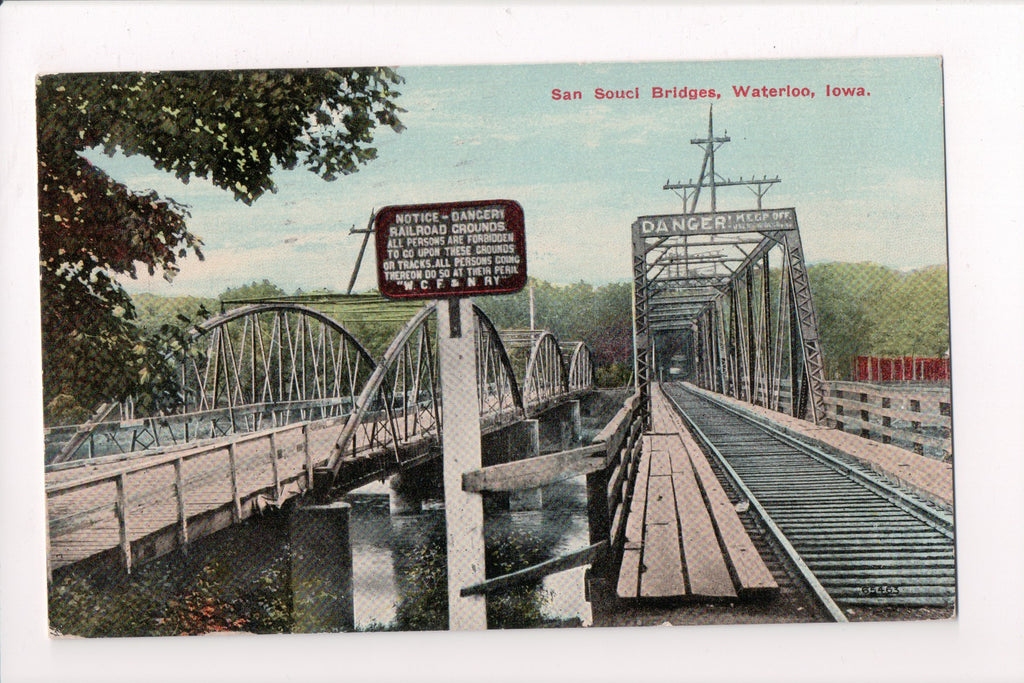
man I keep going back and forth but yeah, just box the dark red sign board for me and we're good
[375,199,527,299]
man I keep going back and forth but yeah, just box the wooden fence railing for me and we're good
[459,392,645,596]
[823,381,952,460]
[45,417,348,579]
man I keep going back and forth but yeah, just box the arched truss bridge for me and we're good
[45,301,595,473]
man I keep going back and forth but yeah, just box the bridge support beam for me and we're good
[482,419,540,466]
[536,400,582,453]
[289,501,355,633]
[388,457,444,515]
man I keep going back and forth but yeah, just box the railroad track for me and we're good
[662,384,956,619]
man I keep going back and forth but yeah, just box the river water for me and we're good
[49,393,627,636]
[345,475,592,630]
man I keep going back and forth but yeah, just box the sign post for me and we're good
[436,296,487,630]
[375,199,526,630]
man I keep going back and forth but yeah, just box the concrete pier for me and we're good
[510,486,544,511]
[538,400,582,452]
[388,471,423,515]
[290,501,354,633]
[482,419,540,466]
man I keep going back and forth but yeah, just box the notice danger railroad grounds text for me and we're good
[375,199,527,299]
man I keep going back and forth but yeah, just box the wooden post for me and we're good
[269,432,281,500]
[173,458,189,550]
[303,423,314,489]
[835,389,845,431]
[910,398,923,454]
[438,298,488,631]
[859,392,870,438]
[881,397,892,443]
[586,465,612,576]
[115,473,132,573]
[228,444,242,523]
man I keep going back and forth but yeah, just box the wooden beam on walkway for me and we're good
[461,443,605,493]
[460,541,608,596]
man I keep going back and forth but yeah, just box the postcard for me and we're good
[3,5,1022,683]
[37,56,954,638]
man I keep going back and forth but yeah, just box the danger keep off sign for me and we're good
[375,199,527,299]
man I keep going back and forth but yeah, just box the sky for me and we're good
[85,57,948,298]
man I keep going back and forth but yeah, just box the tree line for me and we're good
[809,262,949,380]
[54,263,945,419]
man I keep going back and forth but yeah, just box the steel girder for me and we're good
[630,210,827,424]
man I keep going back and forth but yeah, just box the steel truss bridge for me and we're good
[632,108,828,427]
[45,299,595,574]
[47,301,593,467]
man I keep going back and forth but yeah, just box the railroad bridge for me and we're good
[44,111,955,628]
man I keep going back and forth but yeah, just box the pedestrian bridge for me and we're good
[44,301,596,576]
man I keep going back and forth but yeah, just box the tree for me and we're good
[806,262,949,380]
[868,265,949,357]
[808,262,895,379]
[37,68,404,421]
[218,280,287,303]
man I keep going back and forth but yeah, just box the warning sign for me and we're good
[375,199,527,299]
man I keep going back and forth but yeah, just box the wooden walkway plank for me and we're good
[666,435,736,598]
[639,474,686,598]
[617,384,778,601]
[647,438,673,477]
[655,384,778,597]
[676,427,778,596]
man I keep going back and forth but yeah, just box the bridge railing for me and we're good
[44,398,355,466]
[45,417,343,577]
[823,381,952,460]
[685,376,952,461]
[587,392,645,570]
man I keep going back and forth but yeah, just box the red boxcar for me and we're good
[856,356,950,382]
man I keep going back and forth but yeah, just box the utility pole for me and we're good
[664,105,780,214]
[345,209,375,295]
[529,283,536,331]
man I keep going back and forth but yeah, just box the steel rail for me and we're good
[661,388,848,622]
[663,383,956,612]
[689,388,954,530]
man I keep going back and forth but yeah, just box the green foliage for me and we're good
[49,571,168,637]
[808,263,949,379]
[49,557,293,638]
[132,292,217,335]
[44,394,93,426]
[484,529,553,630]
[478,278,634,373]
[866,265,950,357]
[37,68,404,420]
[219,279,287,303]
[595,362,632,388]
[392,541,448,631]
[390,526,553,631]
